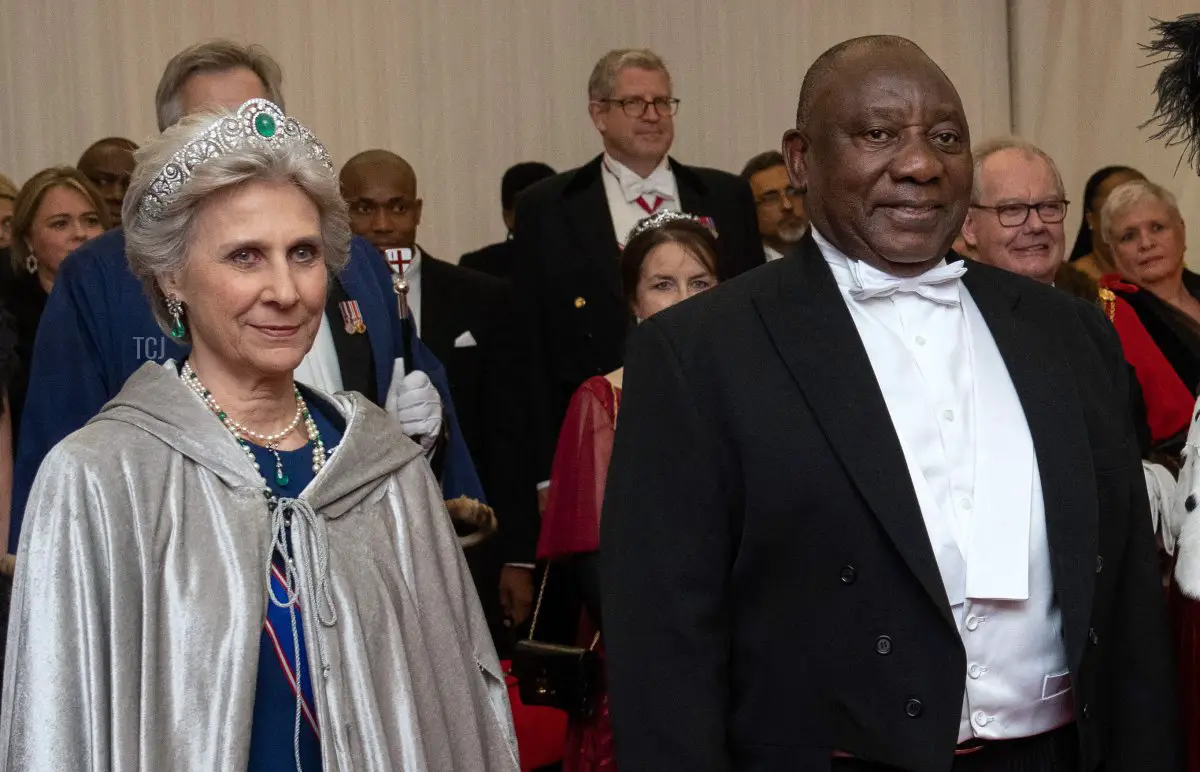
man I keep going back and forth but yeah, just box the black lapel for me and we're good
[418,250,456,361]
[672,158,707,215]
[563,156,623,300]
[962,265,1097,670]
[752,234,956,630]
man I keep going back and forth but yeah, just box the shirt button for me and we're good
[915,335,927,346]
[875,635,892,655]
[973,710,990,727]
[840,565,857,585]
[960,498,972,511]
[968,663,982,679]
[1096,556,1104,574]
[905,698,923,718]
[965,616,981,631]
[943,409,954,422]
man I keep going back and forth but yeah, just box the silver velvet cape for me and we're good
[0,361,519,771]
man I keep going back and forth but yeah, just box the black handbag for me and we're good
[511,564,602,719]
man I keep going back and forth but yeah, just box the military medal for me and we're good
[338,300,366,334]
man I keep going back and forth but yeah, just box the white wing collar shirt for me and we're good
[601,153,680,246]
[813,228,1073,743]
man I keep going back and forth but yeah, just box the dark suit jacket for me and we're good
[513,154,764,478]
[420,251,538,566]
[601,235,1180,771]
[460,238,517,281]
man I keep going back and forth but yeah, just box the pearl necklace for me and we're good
[181,362,328,488]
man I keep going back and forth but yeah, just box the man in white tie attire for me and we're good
[511,47,764,509]
[601,35,1179,771]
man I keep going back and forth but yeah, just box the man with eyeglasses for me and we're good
[963,138,1192,461]
[741,150,808,262]
[512,47,762,501]
[960,138,1069,285]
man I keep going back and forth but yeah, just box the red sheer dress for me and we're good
[537,375,621,772]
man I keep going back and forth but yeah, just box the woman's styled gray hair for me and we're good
[123,107,351,343]
[1098,179,1182,246]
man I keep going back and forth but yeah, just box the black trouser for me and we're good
[831,724,1079,772]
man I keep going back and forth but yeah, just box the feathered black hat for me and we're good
[1143,14,1200,173]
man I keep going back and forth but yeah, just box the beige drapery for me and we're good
[1010,0,1200,267]
[3,1,1195,264]
[0,0,1009,261]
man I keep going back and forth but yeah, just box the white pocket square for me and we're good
[453,331,478,348]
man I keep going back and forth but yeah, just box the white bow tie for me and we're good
[848,260,968,306]
[609,163,674,205]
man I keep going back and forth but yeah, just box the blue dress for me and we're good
[245,395,342,771]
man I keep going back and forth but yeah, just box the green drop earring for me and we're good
[165,294,186,339]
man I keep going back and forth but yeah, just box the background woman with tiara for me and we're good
[533,210,720,771]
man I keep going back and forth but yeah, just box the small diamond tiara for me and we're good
[626,210,718,244]
[136,98,332,222]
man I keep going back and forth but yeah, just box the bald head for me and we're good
[340,149,423,252]
[796,36,938,129]
[78,137,138,227]
[340,150,416,195]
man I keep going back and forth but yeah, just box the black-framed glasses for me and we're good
[970,200,1069,227]
[756,187,803,207]
[599,97,681,118]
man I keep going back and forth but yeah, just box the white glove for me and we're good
[385,362,443,453]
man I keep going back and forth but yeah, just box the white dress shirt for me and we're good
[764,244,786,262]
[600,154,680,246]
[812,228,1072,743]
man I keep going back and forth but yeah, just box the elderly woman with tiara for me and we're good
[0,99,518,771]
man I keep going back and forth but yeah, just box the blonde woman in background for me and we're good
[3,167,108,460]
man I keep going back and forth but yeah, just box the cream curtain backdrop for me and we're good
[1009,0,1200,269]
[0,0,1009,262]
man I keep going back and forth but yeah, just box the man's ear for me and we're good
[960,211,980,249]
[588,101,608,134]
[783,129,810,195]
